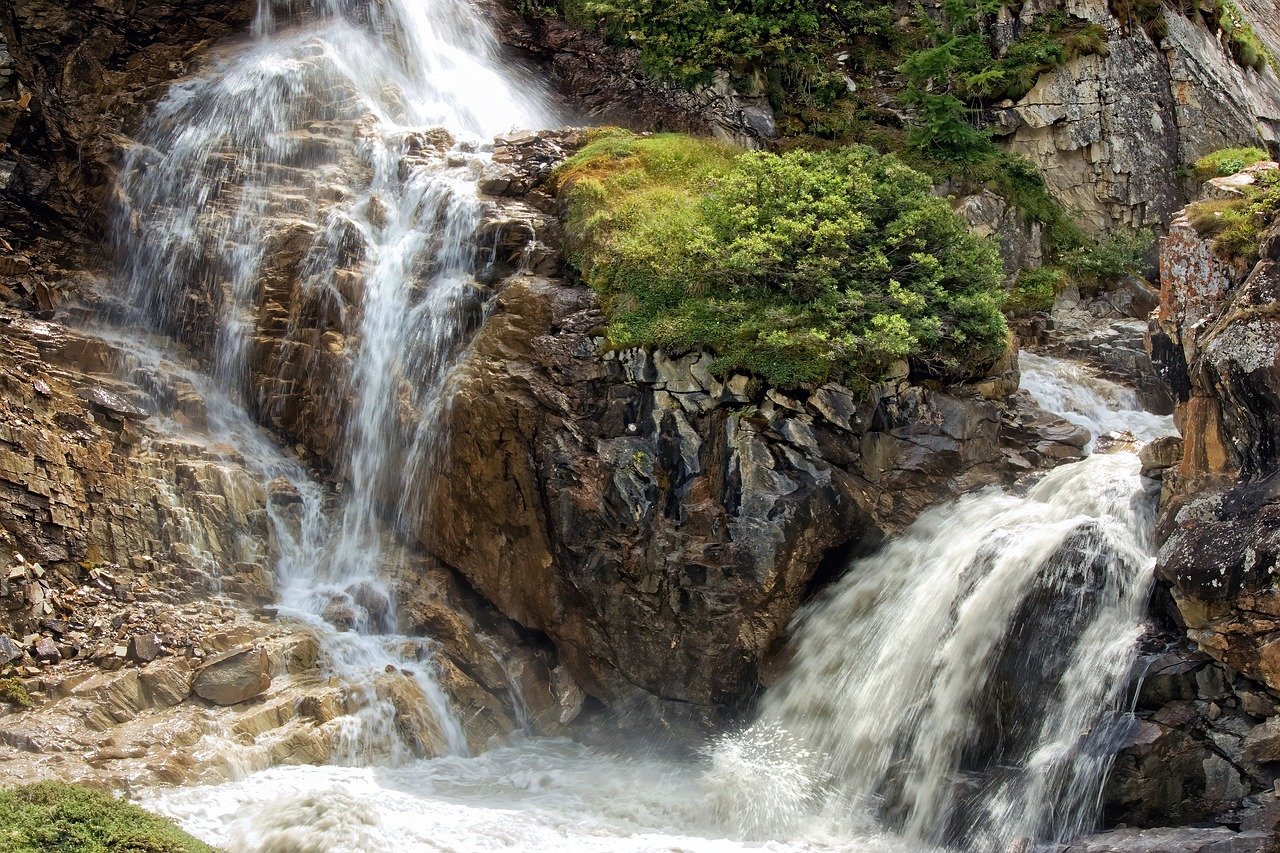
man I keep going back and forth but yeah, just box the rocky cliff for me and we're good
[996,0,1280,234]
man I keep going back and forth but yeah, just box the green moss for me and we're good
[0,677,31,709]
[0,782,220,853]
[1193,146,1269,182]
[556,131,1009,387]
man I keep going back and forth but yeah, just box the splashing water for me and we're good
[104,0,1186,842]
[709,354,1176,851]
[111,0,557,759]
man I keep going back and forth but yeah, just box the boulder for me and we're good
[192,646,271,706]
[127,632,162,664]
[0,634,22,663]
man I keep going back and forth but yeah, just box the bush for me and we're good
[1193,146,1269,182]
[556,130,1009,387]
[1006,265,1067,315]
[0,781,219,852]
[1056,228,1154,289]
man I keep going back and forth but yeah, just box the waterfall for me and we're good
[708,354,1175,851]
[110,0,557,760]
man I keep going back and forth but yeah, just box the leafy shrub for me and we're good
[555,130,1009,387]
[0,781,219,852]
[1057,228,1155,289]
[563,0,822,86]
[1193,146,1269,181]
[1006,265,1067,314]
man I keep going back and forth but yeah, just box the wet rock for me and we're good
[138,658,192,708]
[191,646,271,706]
[266,477,303,506]
[321,598,357,632]
[1062,826,1274,853]
[1141,436,1184,479]
[422,274,1087,730]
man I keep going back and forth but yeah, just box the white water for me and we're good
[112,0,558,760]
[138,350,1176,851]
[102,0,1180,842]
[710,356,1175,851]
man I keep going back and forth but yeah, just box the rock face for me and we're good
[994,2,1280,233]
[0,309,571,787]
[1125,178,1280,830]
[0,0,254,229]
[422,270,1089,730]
[1149,207,1280,687]
[115,125,1092,731]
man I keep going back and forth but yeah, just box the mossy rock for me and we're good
[0,781,221,853]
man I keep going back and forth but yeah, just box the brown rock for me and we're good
[127,633,162,664]
[32,637,59,662]
[192,646,271,706]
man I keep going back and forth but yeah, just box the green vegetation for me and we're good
[1186,169,1280,265]
[556,130,1009,386]
[1193,146,1269,181]
[1007,266,1065,314]
[1056,228,1155,289]
[0,781,219,853]
[1202,0,1276,72]
[0,677,31,708]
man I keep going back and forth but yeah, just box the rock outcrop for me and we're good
[994,1,1280,234]
[1123,173,1280,829]
[0,0,254,231]
[0,309,569,787]
[144,126,1092,732]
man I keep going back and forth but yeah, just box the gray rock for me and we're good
[192,646,271,706]
[0,635,23,664]
[1063,826,1273,853]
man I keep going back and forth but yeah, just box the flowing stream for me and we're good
[104,0,1178,847]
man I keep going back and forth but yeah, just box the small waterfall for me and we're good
[711,354,1176,851]
[111,0,557,760]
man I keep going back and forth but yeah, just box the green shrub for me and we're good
[556,131,1009,387]
[1193,146,1269,181]
[1006,265,1067,314]
[0,781,219,852]
[1056,228,1155,289]
[0,677,31,708]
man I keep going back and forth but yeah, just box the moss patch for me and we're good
[0,677,32,709]
[556,130,1009,387]
[0,781,220,853]
[1193,146,1269,182]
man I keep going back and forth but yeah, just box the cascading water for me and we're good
[97,0,1182,843]
[111,0,558,760]
[709,354,1175,851]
